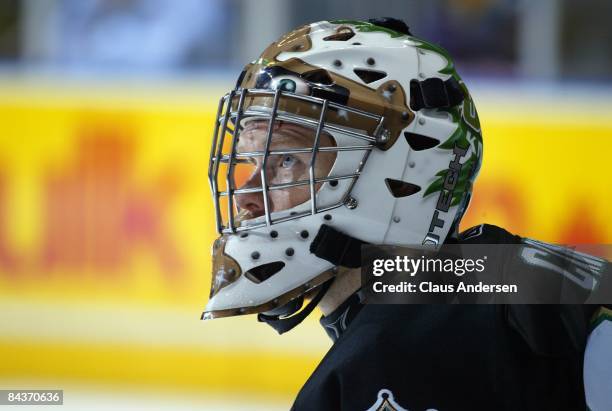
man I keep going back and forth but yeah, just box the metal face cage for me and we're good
[208,88,386,234]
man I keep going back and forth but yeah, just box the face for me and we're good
[234,120,337,220]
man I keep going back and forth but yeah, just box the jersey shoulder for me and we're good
[459,224,609,299]
[457,223,522,244]
[293,305,503,410]
[458,224,610,348]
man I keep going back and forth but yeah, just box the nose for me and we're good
[235,173,265,218]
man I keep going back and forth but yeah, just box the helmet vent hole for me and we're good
[302,69,334,85]
[245,261,285,284]
[353,68,387,84]
[385,178,421,198]
[404,132,440,151]
[323,27,355,41]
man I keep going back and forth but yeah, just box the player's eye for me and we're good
[281,155,297,169]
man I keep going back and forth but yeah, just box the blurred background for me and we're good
[0,0,611,410]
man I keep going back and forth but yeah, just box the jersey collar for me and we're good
[319,291,364,342]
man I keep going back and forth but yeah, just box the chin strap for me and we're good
[257,278,334,334]
[258,225,368,334]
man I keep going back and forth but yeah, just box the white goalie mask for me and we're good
[202,19,483,323]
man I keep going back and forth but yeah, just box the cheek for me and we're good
[267,159,314,211]
[270,186,311,212]
[270,159,309,184]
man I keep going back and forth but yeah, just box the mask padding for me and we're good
[245,261,285,284]
[404,132,440,151]
[353,68,387,84]
[385,178,421,198]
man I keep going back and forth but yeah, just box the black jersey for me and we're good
[291,224,610,411]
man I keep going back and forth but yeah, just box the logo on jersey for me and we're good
[366,388,439,411]
[366,389,408,411]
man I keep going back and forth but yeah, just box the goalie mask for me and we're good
[201,18,483,327]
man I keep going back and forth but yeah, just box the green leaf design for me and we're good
[329,20,406,38]
[328,20,483,207]
[423,177,444,198]
[439,122,470,150]
[412,39,456,78]
[423,105,482,204]
[438,106,461,124]
[423,153,477,207]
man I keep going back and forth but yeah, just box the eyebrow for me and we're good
[272,129,336,146]
[237,128,333,157]
[270,133,314,148]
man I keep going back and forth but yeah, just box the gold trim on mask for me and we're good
[238,57,413,150]
[235,24,413,150]
[261,24,313,62]
[202,269,336,320]
[209,235,242,299]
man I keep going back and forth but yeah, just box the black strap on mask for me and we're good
[257,278,334,334]
[367,17,412,36]
[258,225,368,334]
[309,224,369,268]
[410,77,465,111]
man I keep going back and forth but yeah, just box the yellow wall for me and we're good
[0,78,610,404]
